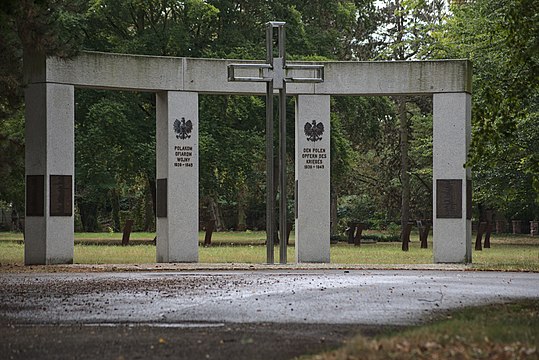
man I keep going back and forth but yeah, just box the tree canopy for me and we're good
[0,0,537,233]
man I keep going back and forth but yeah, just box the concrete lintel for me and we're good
[25,51,184,92]
[28,51,472,95]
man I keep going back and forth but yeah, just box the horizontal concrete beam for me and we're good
[25,51,472,95]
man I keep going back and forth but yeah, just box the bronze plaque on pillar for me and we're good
[436,179,462,218]
[26,175,45,217]
[50,175,72,216]
[156,178,167,218]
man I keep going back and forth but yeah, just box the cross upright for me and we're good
[227,21,324,264]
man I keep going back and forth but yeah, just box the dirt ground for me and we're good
[1,322,389,360]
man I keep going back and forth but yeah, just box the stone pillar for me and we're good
[156,91,199,262]
[433,92,472,263]
[295,95,331,263]
[24,83,75,265]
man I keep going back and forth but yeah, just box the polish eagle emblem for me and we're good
[304,120,324,142]
[173,117,193,140]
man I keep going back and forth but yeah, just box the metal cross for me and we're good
[227,21,324,264]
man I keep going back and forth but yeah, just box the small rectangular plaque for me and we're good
[436,179,462,219]
[50,175,72,216]
[26,175,45,217]
[156,178,167,218]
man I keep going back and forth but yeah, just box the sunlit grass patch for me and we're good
[74,244,156,264]
[330,242,433,264]
[304,300,539,360]
[0,241,22,265]
[0,232,537,271]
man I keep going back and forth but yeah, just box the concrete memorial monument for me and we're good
[23,22,472,265]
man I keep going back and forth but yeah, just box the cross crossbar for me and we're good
[227,63,324,84]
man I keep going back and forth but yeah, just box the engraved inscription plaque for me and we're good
[50,175,72,216]
[156,178,167,218]
[436,179,462,219]
[26,175,45,217]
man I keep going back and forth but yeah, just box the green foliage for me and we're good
[0,0,87,215]
[433,0,539,220]
[75,90,155,231]
[374,0,449,61]
[85,0,219,56]
[0,110,24,212]
[1,0,537,231]
[473,108,539,220]
[338,195,377,226]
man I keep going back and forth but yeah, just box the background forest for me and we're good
[0,0,537,237]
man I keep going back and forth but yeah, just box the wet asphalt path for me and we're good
[1,270,538,326]
[1,269,538,359]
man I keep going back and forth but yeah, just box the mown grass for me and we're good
[0,230,273,244]
[0,231,537,270]
[302,300,539,360]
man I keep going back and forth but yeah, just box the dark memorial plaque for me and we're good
[26,175,45,217]
[436,179,462,219]
[50,175,72,216]
[156,178,167,218]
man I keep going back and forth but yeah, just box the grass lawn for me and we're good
[0,231,537,270]
[303,300,539,360]
[0,230,270,244]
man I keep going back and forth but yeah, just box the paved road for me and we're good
[1,270,538,359]
[1,270,538,325]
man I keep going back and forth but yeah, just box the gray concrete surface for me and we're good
[25,51,472,95]
[1,270,538,326]
[295,95,331,263]
[156,91,199,263]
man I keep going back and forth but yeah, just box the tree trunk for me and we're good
[475,222,486,251]
[398,98,411,251]
[354,224,363,246]
[79,202,98,232]
[401,222,413,251]
[419,222,430,249]
[207,196,224,231]
[204,219,215,247]
[121,219,134,246]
